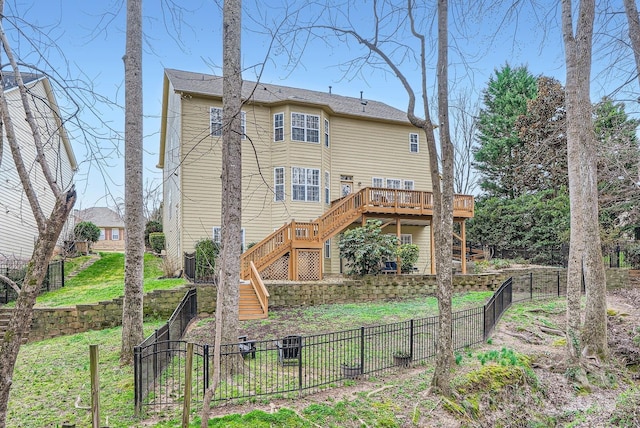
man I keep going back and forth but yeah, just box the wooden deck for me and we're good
[240,187,474,281]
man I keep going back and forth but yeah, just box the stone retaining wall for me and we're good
[20,268,632,343]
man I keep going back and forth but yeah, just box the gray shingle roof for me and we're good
[165,68,410,124]
[75,207,124,228]
[2,72,41,91]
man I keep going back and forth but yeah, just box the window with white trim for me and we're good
[409,133,419,153]
[291,112,320,143]
[274,167,285,201]
[386,178,401,189]
[325,171,330,204]
[292,167,320,202]
[403,180,415,190]
[400,234,413,245]
[324,238,331,258]
[212,227,246,250]
[372,177,384,188]
[99,228,105,241]
[324,119,330,147]
[274,112,284,141]
[111,229,120,240]
[211,107,246,138]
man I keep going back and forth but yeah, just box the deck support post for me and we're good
[461,220,467,274]
[396,218,402,274]
[430,219,435,274]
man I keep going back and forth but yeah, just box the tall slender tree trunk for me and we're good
[431,0,455,397]
[623,0,640,89]
[561,0,608,364]
[121,0,144,365]
[201,0,242,425]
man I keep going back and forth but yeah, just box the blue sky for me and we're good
[5,1,638,209]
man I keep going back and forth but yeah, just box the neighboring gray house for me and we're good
[74,207,126,252]
[0,73,77,261]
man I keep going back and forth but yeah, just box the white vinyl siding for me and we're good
[291,112,320,143]
[292,167,320,202]
[409,133,419,153]
[211,107,246,138]
[274,112,284,141]
[274,167,285,202]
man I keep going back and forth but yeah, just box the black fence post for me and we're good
[298,339,303,392]
[409,319,414,359]
[557,270,560,297]
[360,327,365,374]
[134,346,141,416]
[203,344,209,396]
[61,260,65,288]
[529,272,533,300]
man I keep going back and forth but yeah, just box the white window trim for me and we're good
[274,112,284,142]
[211,107,246,139]
[212,227,246,250]
[324,118,330,147]
[386,178,401,189]
[400,234,413,245]
[291,167,320,202]
[403,180,415,190]
[324,238,331,258]
[274,167,285,202]
[111,229,120,240]
[99,228,106,241]
[325,171,330,204]
[291,112,320,143]
[409,133,419,153]
[372,177,384,188]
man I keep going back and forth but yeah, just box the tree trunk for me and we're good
[0,192,76,427]
[623,0,640,89]
[201,0,242,425]
[430,0,454,397]
[561,0,607,363]
[121,0,144,365]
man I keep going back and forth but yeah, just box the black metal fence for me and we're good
[183,252,217,283]
[134,288,198,414]
[134,273,546,414]
[0,259,64,304]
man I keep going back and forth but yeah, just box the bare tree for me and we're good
[450,90,478,195]
[0,2,77,425]
[562,0,608,375]
[201,0,243,424]
[120,0,144,365]
[623,0,640,89]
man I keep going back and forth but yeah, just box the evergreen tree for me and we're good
[474,64,537,198]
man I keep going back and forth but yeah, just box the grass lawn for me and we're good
[34,252,186,307]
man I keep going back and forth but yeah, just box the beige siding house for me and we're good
[158,68,439,275]
[0,74,77,261]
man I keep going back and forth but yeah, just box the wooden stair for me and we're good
[239,282,266,320]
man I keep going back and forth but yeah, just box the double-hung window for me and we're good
[386,178,401,189]
[212,227,246,250]
[372,177,384,188]
[111,229,120,240]
[211,107,246,138]
[403,180,414,190]
[292,167,320,202]
[409,133,419,153]
[324,119,330,147]
[325,171,330,204]
[274,113,284,141]
[274,167,285,202]
[400,234,413,245]
[291,112,320,143]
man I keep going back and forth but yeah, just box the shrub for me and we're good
[144,220,163,247]
[338,220,398,275]
[624,243,640,269]
[149,232,165,253]
[397,244,419,273]
[74,221,100,243]
[195,239,220,280]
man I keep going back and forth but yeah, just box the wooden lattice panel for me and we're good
[297,250,321,281]
[261,254,289,280]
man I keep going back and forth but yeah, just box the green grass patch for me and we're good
[7,322,164,428]
[34,252,185,307]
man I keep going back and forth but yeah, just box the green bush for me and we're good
[195,239,220,279]
[144,220,163,247]
[149,232,165,253]
[338,220,398,275]
[74,221,100,243]
[397,244,419,273]
[624,244,640,269]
